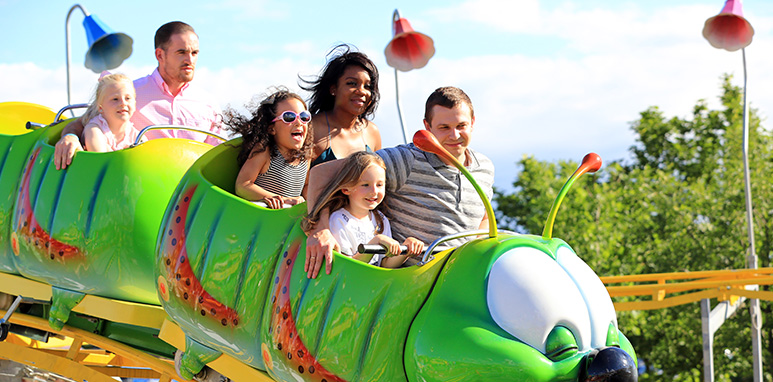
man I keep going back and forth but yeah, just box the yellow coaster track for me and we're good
[601,267,773,311]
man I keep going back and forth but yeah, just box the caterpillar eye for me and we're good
[555,246,618,349]
[487,247,590,353]
[486,246,617,355]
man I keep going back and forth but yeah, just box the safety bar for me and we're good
[357,244,445,256]
[54,103,89,123]
[418,229,521,265]
[418,230,487,265]
[25,122,47,130]
[134,125,228,146]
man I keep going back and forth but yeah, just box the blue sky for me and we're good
[2,0,773,192]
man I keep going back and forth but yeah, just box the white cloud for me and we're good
[424,1,742,57]
[3,1,773,192]
[428,0,543,33]
[416,0,773,188]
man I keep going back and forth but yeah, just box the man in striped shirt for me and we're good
[305,86,494,278]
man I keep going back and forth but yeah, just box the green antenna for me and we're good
[413,130,497,238]
[542,153,602,240]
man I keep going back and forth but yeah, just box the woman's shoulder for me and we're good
[363,119,380,135]
[363,120,382,150]
[310,120,328,141]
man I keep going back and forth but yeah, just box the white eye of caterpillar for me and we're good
[487,246,617,354]
[555,246,617,349]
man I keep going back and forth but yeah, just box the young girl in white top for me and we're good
[303,151,423,268]
[81,73,143,152]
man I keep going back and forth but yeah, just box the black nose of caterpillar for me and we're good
[579,346,638,382]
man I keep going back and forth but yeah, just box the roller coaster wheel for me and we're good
[173,350,187,379]
[174,350,230,382]
[194,366,230,382]
[0,322,9,341]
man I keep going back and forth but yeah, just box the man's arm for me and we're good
[304,159,346,278]
[54,119,86,170]
[478,214,490,231]
[306,159,347,212]
[203,109,225,146]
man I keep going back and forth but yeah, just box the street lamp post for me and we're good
[701,1,761,381]
[384,10,435,144]
[66,4,133,106]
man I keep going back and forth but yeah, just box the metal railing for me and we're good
[417,229,520,265]
[134,125,227,146]
[54,103,89,123]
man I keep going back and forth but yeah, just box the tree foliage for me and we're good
[495,76,772,381]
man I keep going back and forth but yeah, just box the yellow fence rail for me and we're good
[600,268,773,311]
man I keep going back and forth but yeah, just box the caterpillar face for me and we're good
[405,235,636,382]
[487,245,619,358]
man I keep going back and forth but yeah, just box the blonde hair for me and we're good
[302,151,388,233]
[80,73,135,124]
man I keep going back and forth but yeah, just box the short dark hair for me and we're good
[299,44,380,121]
[154,21,196,50]
[424,86,474,123]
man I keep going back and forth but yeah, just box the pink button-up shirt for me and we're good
[131,69,223,146]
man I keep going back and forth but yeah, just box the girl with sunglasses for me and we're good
[225,87,313,209]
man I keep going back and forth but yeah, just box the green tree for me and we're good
[495,76,772,381]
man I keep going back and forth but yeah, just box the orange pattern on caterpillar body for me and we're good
[266,241,346,382]
[161,185,240,328]
[13,148,82,261]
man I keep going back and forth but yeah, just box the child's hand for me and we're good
[286,196,305,206]
[371,234,400,256]
[403,237,424,256]
[262,195,285,209]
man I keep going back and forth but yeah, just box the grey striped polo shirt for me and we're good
[377,144,494,248]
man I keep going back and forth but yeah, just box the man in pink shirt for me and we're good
[54,21,223,170]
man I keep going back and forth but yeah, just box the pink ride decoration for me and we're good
[384,9,436,143]
[702,0,754,51]
[384,11,435,72]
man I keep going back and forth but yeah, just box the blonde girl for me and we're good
[303,151,423,268]
[81,73,143,152]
